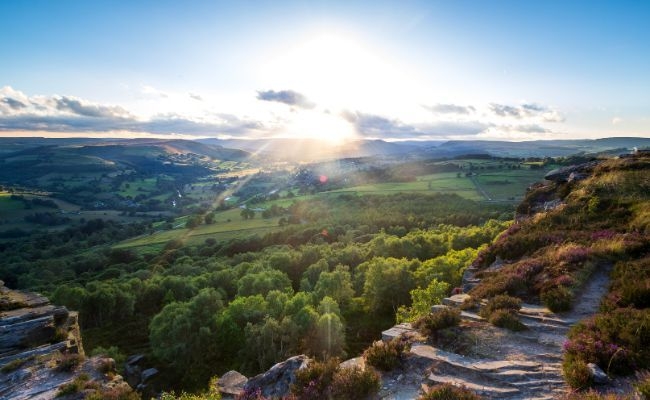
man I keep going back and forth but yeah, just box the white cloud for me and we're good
[489,103,564,123]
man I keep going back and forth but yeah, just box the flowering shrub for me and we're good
[591,230,616,241]
[478,295,526,331]
[487,309,526,331]
[291,358,338,399]
[363,338,409,371]
[479,294,521,317]
[563,308,650,375]
[291,358,380,400]
[413,308,461,338]
[555,244,591,264]
[330,365,380,400]
[562,355,594,389]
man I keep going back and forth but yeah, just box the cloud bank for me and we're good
[0,86,259,136]
[256,89,315,109]
[1,86,566,140]
[489,103,564,122]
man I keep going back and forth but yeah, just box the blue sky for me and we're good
[1,0,648,141]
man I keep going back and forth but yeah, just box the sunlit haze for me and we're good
[1,1,649,142]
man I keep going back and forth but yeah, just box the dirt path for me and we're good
[562,263,612,323]
[470,175,492,201]
[380,263,613,399]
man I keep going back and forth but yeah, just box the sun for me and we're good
[285,109,355,144]
[258,31,413,143]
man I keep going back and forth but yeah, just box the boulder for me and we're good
[544,161,599,183]
[242,355,310,398]
[124,354,144,387]
[141,367,159,383]
[442,294,471,307]
[587,363,609,384]
[217,370,248,396]
[431,304,450,313]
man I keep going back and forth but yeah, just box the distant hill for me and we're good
[0,138,250,184]
[198,137,432,161]
[428,137,650,158]
[198,136,650,160]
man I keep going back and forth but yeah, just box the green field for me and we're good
[475,170,547,200]
[0,192,27,212]
[118,178,159,197]
[115,165,552,250]
[114,207,280,249]
[327,172,481,200]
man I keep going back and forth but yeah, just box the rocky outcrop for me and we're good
[217,370,248,397]
[544,161,600,182]
[240,355,309,399]
[0,281,135,399]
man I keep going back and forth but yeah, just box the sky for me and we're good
[0,0,649,142]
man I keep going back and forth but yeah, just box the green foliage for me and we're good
[397,279,450,323]
[418,383,483,400]
[149,288,225,389]
[160,377,221,400]
[85,385,141,400]
[362,257,416,316]
[312,312,346,359]
[56,373,90,397]
[541,286,573,312]
[363,338,409,371]
[413,308,461,338]
[313,265,354,306]
[0,188,509,394]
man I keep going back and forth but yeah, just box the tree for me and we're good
[314,265,354,306]
[396,279,450,322]
[362,257,416,316]
[240,208,255,219]
[311,312,345,359]
[149,288,224,389]
[186,215,203,228]
[204,212,215,224]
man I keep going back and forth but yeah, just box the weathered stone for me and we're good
[218,370,248,396]
[443,293,471,307]
[0,282,133,400]
[382,323,414,342]
[431,304,451,313]
[141,367,159,383]
[126,354,145,365]
[587,363,609,384]
[339,356,365,370]
[243,355,310,398]
[544,161,599,183]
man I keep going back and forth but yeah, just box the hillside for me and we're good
[223,152,650,400]
[374,152,650,399]
[199,137,650,161]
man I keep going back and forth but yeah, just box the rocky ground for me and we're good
[0,281,133,400]
[377,262,617,400]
